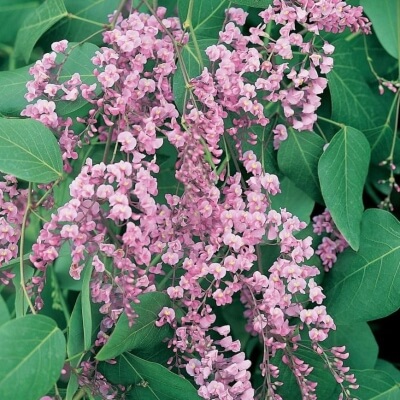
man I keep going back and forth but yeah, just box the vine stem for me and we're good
[183,0,204,69]
[32,177,62,210]
[68,14,107,28]
[19,182,36,315]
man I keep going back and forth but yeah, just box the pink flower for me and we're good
[97,64,120,88]
[155,307,176,326]
[51,40,68,53]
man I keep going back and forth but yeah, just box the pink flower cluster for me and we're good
[21,1,370,399]
[21,42,85,172]
[0,175,28,284]
[313,209,349,271]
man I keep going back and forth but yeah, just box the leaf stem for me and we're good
[317,115,344,129]
[315,122,329,143]
[68,14,108,28]
[183,0,204,70]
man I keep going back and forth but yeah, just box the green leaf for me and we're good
[65,374,79,400]
[353,370,400,399]
[375,359,400,383]
[96,292,172,361]
[101,353,201,400]
[361,0,399,59]
[45,0,120,45]
[0,118,63,183]
[0,314,66,400]
[178,0,228,39]
[323,323,378,369]
[0,67,31,116]
[318,126,370,250]
[67,291,101,361]
[231,0,272,8]
[0,1,39,46]
[67,294,85,359]
[14,0,68,62]
[0,295,10,326]
[278,129,325,204]
[270,177,315,224]
[328,37,389,131]
[324,209,400,324]
[82,261,94,350]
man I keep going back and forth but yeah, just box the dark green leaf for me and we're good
[354,369,400,399]
[0,118,63,183]
[101,353,201,400]
[278,129,325,203]
[0,295,10,326]
[14,0,68,62]
[0,1,39,46]
[67,291,101,362]
[0,315,66,400]
[361,0,399,59]
[65,374,79,400]
[375,359,400,383]
[67,294,85,359]
[324,209,400,324]
[328,38,389,130]
[0,67,31,116]
[270,177,314,224]
[96,292,172,361]
[318,126,371,250]
[82,261,94,350]
[324,323,378,369]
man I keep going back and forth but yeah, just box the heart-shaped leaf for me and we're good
[324,209,400,324]
[0,118,63,183]
[0,315,66,400]
[318,126,371,250]
[96,292,172,361]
